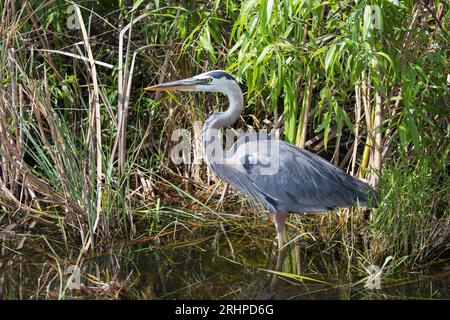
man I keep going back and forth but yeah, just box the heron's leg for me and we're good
[216,183,229,209]
[271,211,287,250]
[269,211,288,293]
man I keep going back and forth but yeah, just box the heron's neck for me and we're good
[202,82,243,162]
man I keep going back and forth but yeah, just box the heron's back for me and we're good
[210,134,376,213]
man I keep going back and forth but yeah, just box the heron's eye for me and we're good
[206,77,213,83]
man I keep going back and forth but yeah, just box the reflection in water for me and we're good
[0,226,449,299]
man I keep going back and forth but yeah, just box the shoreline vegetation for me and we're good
[0,0,448,299]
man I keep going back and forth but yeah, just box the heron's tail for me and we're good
[346,175,379,208]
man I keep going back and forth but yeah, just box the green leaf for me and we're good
[363,5,372,39]
[311,46,328,59]
[261,269,330,285]
[405,114,421,151]
[130,0,144,13]
[399,122,407,150]
[316,112,331,150]
[266,0,274,20]
[325,44,337,75]
[375,51,394,70]
[283,79,297,144]
[256,44,275,65]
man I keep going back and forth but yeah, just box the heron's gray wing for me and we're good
[222,138,371,213]
[210,162,271,210]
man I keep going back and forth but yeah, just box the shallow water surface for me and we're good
[0,226,449,299]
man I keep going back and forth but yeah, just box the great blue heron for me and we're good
[146,70,375,250]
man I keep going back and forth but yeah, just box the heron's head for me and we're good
[145,70,238,94]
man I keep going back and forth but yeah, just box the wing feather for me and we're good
[214,137,372,213]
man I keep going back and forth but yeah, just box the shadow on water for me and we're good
[0,224,449,299]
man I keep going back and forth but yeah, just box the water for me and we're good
[0,226,449,299]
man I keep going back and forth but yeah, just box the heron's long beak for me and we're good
[145,78,204,92]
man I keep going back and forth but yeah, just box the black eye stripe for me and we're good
[206,71,236,81]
